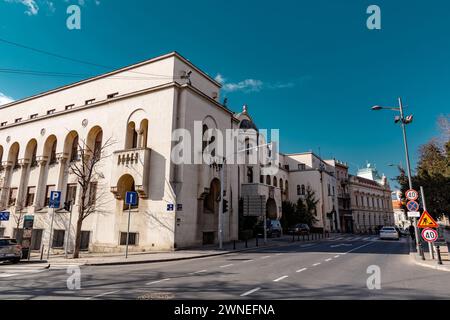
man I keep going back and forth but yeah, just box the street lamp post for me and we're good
[371,98,422,256]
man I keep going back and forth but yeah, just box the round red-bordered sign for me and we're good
[421,228,438,243]
[405,189,419,201]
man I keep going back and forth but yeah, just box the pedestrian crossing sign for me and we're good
[417,210,438,229]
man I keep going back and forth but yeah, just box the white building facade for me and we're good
[0,52,395,255]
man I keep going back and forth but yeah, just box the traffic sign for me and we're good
[49,191,62,208]
[405,189,419,201]
[406,201,419,212]
[417,210,439,229]
[167,204,174,211]
[421,228,438,243]
[125,191,138,206]
[0,211,10,221]
[407,211,420,218]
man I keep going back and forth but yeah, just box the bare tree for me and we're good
[69,136,115,259]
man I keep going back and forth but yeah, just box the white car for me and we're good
[379,227,400,240]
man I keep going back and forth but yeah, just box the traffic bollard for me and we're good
[245,239,248,248]
[233,240,236,250]
[436,246,443,265]
[292,232,295,242]
[256,236,259,247]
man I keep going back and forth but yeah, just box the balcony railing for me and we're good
[110,148,151,199]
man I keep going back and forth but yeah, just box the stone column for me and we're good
[15,159,30,210]
[33,156,48,210]
[0,162,12,209]
[56,153,69,197]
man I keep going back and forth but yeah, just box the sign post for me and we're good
[47,191,61,260]
[405,189,422,258]
[64,201,73,259]
[125,191,138,259]
[22,215,34,260]
[420,187,434,260]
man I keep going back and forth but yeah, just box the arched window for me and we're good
[202,124,209,152]
[50,140,57,165]
[93,131,103,161]
[247,167,253,183]
[260,175,264,183]
[266,175,271,185]
[297,185,301,195]
[273,177,277,187]
[70,135,79,162]
[301,185,306,195]
[280,179,283,191]
[30,144,37,168]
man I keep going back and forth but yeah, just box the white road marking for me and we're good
[240,287,261,297]
[325,258,332,262]
[334,255,340,258]
[189,270,207,275]
[275,253,282,256]
[220,264,234,268]
[296,268,307,273]
[146,278,171,285]
[243,259,254,263]
[0,273,18,278]
[342,242,374,255]
[261,256,271,259]
[85,290,120,300]
[312,263,321,267]
[273,276,289,282]
[330,244,353,248]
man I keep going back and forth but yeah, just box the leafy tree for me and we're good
[302,186,319,226]
[281,186,319,228]
[396,116,450,220]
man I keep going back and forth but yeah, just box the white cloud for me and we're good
[5,0,39,15]
[223,79,264,93]
[216,73,296,93]
[4,0,100,15]
[0,92,14,106]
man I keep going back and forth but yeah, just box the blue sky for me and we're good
[0,0,449,187]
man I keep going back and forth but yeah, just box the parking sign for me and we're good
[49,191,62,208]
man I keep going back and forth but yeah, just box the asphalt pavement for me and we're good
[1,234,449,300]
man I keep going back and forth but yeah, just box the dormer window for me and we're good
[1,122,7,127]
[85,99,96,105]
[30,114,38,119]
[65,104,75,110]
[47,109,55,115]
[15,118,22,123]
[107,93,119,99]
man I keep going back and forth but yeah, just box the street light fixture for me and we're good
[371,97,423,258]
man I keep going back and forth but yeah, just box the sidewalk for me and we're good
[408,239,450,272]
[25,234,315,267]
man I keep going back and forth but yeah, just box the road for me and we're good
[1,234,449,300]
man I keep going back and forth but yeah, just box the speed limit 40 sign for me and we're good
[405,189,419,201]
[421,228,438,243]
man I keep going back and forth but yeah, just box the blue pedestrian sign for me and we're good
[49,191,62,209]
[125,191,138,206]
[167,204,174,211]
[407,200,419,212]
[0,211,10,221]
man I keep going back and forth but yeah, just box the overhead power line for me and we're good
[0,67,180,81]
[0,36,177,79]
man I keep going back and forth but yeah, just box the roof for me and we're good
[0,51,222,110]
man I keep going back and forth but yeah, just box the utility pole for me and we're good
[398,98,421,257]
[420,186,435,260]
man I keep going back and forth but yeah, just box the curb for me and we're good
[21,236,330,267]
[409,252,450,273]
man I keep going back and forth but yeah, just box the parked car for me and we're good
[379,227,400,240]
[288,224,310,235]
[0,238,22,264]
[399,228,410,237]
[254,220,282,238]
